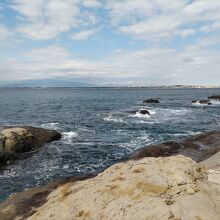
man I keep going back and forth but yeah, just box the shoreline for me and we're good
[0,130,220,219]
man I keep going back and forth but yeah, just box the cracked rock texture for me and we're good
[5,155,218,220]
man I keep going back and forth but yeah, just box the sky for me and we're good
[0,0,220,86]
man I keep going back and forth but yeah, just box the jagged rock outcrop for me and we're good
[1,155,219,220]
[0,126,61,166]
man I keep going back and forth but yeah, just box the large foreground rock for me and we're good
[133,131,220,162]
[1,155,220,220]
[0,126,61,166]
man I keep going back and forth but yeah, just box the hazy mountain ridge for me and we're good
[0,79,95,88]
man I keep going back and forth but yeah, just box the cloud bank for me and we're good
[0,0,220,86]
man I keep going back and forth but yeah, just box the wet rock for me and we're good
[143,99,160,104]
[0,126,61,167]
[133,131,220,162]
[208,95,220,100]
[1,155,220,220]
[127,109,150,115]
[139,109,150,115]
[192,100,212,105]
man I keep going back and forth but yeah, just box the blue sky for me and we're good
[0,0,220,86]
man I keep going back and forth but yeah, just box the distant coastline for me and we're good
[0,85,220,89]
[0,79,219,89]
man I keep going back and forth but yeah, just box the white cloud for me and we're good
[107,0,220,41]
[0,26,12,41]
[71,28,99,41]
[82,0,102,8]
[0,0,220,86]
[27,46,70,62]
[1,45,220,86]
[179,29,196,38]
[119,15,182,40]
[11,0,102,40]
[0,26,15,44]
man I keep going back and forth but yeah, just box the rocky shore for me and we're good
[0,131,220,219]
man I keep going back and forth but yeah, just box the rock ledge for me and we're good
[1,155,220,220]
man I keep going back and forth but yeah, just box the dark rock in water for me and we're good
[143,99,160,104]
[0,126,61,167]
[200,100,212,105]
[192,100,212,105]
[139,109,150,115]
[127,109,150,115]
[133,131,220,162]
[208,95,220,100]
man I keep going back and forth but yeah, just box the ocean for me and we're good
[0,88,220,201]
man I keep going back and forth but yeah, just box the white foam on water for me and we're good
[103,114,124,123]
[210,100,220,105]
[62,131,78,143]
[132,112,151,118]
[119,132,152,151]
[78,127,95,134]
[192,101,213,106]
[186,131,202,136]
[192,103,208,106]
[40,122,60,130]
[149,109,156,115]
[167,108,191,114]
[166,131,201,138]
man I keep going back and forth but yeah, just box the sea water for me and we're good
[0,88,220,200]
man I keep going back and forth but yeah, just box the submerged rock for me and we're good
[143,99,160,104]
[0,126,61,166]
[1,155,220,220]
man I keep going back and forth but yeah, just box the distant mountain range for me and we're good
[0,79,95,88]
[0,79,219,88]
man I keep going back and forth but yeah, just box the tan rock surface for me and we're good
[20,155,219,220]
[0,126,61,167]
[0,128,34,152]
[200,151,220,185]
[200,151,220,169]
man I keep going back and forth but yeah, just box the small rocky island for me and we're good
[0,130,220,219]
[0,126,61,167]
